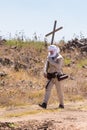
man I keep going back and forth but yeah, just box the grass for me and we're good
[0,39,87,108]
[65,94,84,102]
[6,40,45,51]
[64,57,71,65]
[77,59,87,68]
[0,68,86,107]
[0,86,44,107]
[4,109,40,118]
[1,105,62,119]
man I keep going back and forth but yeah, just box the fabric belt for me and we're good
[47,72,68,81]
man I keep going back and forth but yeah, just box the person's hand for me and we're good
[44,73,47,78]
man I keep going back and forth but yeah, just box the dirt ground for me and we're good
[0,100,87,130]
[0,42,87,129]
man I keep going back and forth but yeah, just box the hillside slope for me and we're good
[0,41,87,129]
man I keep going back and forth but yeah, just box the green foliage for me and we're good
[6,40,45,51]
[6,40,24,47]
[7,123,16,128]
[77,59,87,68]
[64,58,71,65]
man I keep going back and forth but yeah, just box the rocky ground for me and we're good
[0,100,87,130]
[0,40,87,129]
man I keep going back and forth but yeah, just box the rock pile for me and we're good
[62,38,87,53]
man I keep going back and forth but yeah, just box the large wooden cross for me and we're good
[45,20,63,44]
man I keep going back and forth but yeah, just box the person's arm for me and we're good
[43,59,49,78]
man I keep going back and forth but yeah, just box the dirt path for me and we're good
[0,100,87,129]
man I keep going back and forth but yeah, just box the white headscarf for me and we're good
[48,45,60,57]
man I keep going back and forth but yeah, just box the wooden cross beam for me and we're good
[45,20,63,44]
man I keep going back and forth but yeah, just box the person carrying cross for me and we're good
[39,44,65,109]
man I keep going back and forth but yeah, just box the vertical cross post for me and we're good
[51,20,57,44]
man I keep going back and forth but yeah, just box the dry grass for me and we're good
[0,42,87,108]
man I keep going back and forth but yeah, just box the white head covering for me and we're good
[48,45,60,57]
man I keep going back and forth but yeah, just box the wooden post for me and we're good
[51,20,57,44]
